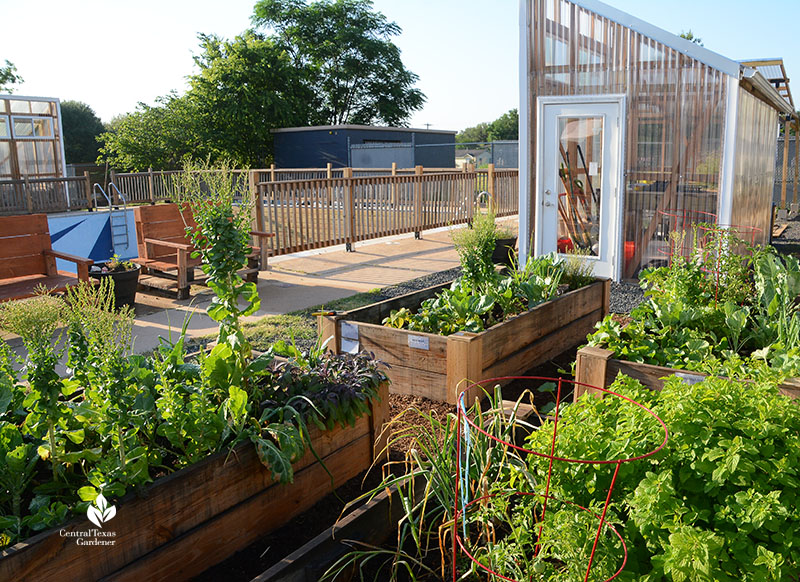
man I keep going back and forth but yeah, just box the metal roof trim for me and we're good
[568,0,741,77]
[741,67,795,115]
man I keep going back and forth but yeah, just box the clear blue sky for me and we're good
[1,0,798,131]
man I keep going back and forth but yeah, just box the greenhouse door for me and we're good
[535,97,624,280]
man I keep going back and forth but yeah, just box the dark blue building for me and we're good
[271,125,456,168]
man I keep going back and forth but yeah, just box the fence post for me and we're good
[487,163,496,214]
[23,174,33,214]
[270,163,276,183]
[414,165,423,239]
[250,170,269,269]
[344,167,355,251]
[390,162,397,208]
[110,170,119,206]
[782,124,790,208]
[148,167,155,204]
[326,162,333,205]
[84,171,93,211]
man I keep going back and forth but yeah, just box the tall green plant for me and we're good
[451,210,499,286]
[0,293,66,481]
[175,161,260,391]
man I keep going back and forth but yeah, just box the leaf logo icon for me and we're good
[87,493,116,528]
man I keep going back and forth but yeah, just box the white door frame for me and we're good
[534,94,627,280]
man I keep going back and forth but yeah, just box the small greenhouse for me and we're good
[518,0,795,280]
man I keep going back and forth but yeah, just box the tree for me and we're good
[457,109,519,143]
[0,60,23,93]
[456,122,489,144]
[98,32,314,170]
[98,93,201,171]
[487,109,518,141]
[679,30,703,46]
[60,101,106,163]
[187,32,315,166]
[252,0,425,126]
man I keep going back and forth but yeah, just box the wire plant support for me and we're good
[452,377,669,582]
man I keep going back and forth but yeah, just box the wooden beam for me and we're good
[782,120,790,208]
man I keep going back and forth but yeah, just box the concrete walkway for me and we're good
[128,227,463,354]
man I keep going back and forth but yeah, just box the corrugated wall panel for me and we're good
[731,88,778,246]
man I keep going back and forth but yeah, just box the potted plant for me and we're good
[492,221,518,267]
[89,254,140,309]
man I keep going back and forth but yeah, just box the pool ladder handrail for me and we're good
[93,183,130,252]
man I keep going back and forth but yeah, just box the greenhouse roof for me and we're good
[570,0,795,115]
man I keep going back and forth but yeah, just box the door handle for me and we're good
[544,189,552,196]
[544,201,553,207]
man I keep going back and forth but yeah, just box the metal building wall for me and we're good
[731,88,778,246]
[527,0,729,277]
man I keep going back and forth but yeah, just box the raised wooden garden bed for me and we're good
[574,346,800,400]
[320,280,610,404]
[0,382,389,582]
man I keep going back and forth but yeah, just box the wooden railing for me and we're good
[255,165,518,256]
[111,165,466,204]
[0,176,93,215]
[0,166,519,258]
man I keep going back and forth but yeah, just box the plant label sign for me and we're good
[407,335,430,350]
[340,321,359,340]
[340,322,360,354]
[341,338,360,354]
[676,372,705,385]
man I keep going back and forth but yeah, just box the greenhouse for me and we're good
[518,0,796,280]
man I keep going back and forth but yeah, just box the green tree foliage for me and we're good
[98,93,200,171]
[679,30,703,46]
[456,122,489,144]
[99,31,327,171]
[60,101,105,164]
[457,109,518,143]
[0,60,22,93]
[488,108,518,141]
[252,0,425,125]
[186,32,315,167]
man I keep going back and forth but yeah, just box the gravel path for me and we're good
[610,281,644,314]
[361,266,462,302]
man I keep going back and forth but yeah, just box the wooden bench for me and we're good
[0,214,93,303]
[133,203,274,300]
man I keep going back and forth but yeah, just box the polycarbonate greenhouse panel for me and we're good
[527,0,729,277]
[730,88,778,246]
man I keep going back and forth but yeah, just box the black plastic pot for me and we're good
[89,263,141,309]
[492,236,518,267]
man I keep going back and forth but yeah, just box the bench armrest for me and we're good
[250,230,276,239]
[43,249,93,281]
[44,249,94,266]
[144,238,193,251]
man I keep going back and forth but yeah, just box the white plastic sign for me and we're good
[340,321,359,340]
[407,335,430,350]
